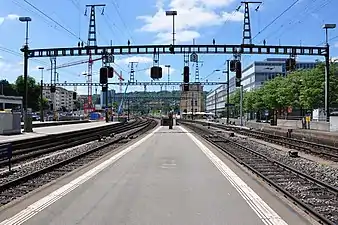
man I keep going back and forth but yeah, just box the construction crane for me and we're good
[45,58,124,92]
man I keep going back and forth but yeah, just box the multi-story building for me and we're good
[100,89,116,108]
[180,84,205,116]
[241,58,317,92]
[206,58,318,115]
[43,87,76,111]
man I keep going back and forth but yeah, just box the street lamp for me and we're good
[322,23,336,122]
[19,16,32,132]
[323,24,336,44]
[19,17,32,46]
[165,10,177,45]
[38,67,44,122]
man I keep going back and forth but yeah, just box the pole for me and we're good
[240,85,243,126]
[325,44,330,122]
[25,21,29,46]
[127,98,130,121]
[191,92,194,120]
[214,90,217,118]
[226,60,230,124]
[172,15,175,46]
[325,28,328,45]
[23,45,30,132]
[40,74,44,122]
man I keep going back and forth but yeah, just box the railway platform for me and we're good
[0,121,120,144]
[20,120,90,128]
[0,125,312,225]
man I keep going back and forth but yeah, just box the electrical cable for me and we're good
[110,0,134,42]
[252,0,300,41]
[23,0,85,42]
[276,0,332,40]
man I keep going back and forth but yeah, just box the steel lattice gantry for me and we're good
[26,44,328,58]
[22,43,330,121]
[42,81,228,87]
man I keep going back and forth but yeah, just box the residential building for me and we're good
[43,87,76,111]
[206,58,318,115]
[180,84,205,116]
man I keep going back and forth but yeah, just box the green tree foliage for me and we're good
[15,75,41,111]
[229,63,338,114]
[0,79,17,96]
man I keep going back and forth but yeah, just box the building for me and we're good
[180,84,205,116]
[206,58,318,115]
[241,58,317,92]
[43,87,76,111]
[100,89,116,108]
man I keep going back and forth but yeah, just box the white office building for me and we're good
[206,58,318,115]
[43,87,75,111]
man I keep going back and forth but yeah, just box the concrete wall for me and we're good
[193,119,338,148]
[226,118,330,132]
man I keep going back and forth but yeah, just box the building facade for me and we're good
[100,89,116,108]
[206,58,318,115]
[180,84,205,115]
[43,87,76,111]
[241,58,317,92]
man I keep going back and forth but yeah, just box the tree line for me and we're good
[228,63,338,117]
[0,75,48,111]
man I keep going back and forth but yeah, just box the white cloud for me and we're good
[6,14,20,20]
[154,30,200,44]
[115,56,153,65]
[334,42,338,48]
[136,0,243,44]
[0,14,20,25]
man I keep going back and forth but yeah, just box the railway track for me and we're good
[0,118,158,207]
[184,120,338,161]
[181,121,338,225]
[0,119,144,168]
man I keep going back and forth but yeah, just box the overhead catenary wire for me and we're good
[110,0,134,42]
[252,0,300,41]
[23,0,85,42]
[261,0,332,44]
[275,0,332,41]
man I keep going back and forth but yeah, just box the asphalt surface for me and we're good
[1,126,312,225]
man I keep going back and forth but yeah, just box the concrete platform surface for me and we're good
[0,126,312,225]
[20,120,90,128]
[0,121,119,144]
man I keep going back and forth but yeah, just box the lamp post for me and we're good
[165,65,170,92]
[38,67,44,122]
[19,16,32,132]
[165,10,177,46]
[322,23,336,122]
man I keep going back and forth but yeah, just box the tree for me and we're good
[15,75,41,111]
[39,97,49,110]
[0,79,17,96]
[241,62,338,118]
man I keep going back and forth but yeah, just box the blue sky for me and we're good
[0,0,337,94]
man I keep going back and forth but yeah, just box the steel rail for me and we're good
[182,120,338,161]
[0,119,148,167]
[181,121,336,225]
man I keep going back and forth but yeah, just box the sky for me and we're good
[0,0,338,95]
